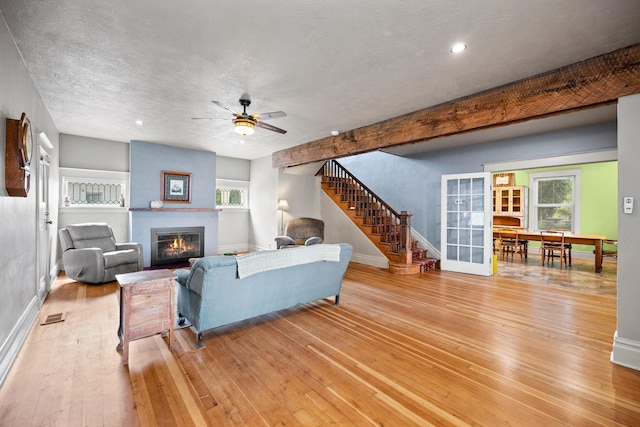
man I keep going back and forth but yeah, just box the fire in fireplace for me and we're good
[151,227,204,266]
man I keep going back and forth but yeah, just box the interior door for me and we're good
[441,172,493,276]
[37,147,52,303]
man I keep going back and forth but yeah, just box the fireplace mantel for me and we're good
[130,208,221,212]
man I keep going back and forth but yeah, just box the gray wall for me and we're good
[0,12,60,384]
[59,134,129,171]
[612,94,640,369]
[57,135,130,249]
[130,140,218,266]
[217,156,250,180]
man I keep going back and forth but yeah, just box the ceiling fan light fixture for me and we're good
[234,118,255,136]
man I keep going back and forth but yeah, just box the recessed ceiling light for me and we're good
[135,119,144,126]
[450,43,467,54]
[331,130,339,136]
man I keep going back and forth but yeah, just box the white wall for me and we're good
[321,192,388,268]
[278,168,321,232]
[217,156,250,253]
[611,93,640,370]
[249,156,278,250]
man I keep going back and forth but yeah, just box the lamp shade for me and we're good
[234,118,256,136]
[276,199,289,211]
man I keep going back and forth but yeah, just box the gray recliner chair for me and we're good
[59,223,143,284]
[274,217,324,249]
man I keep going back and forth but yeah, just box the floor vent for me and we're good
[41,312,66,325]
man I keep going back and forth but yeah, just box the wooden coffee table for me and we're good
[115,269,176,365]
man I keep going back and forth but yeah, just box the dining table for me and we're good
[493,229,607,273]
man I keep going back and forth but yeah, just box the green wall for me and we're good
[510,161,617,253]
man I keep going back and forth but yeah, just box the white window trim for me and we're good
[59,167,129,210]
[529,169,581,233]
[216,179,249,211]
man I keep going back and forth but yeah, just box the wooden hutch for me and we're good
[492,180,528,228]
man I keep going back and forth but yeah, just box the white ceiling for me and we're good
[1,1,639,160]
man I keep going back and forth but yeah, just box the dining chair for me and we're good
[540,230,571,268]
[554,228,573,266]
[498,228,526,261]
[602,239,618,260]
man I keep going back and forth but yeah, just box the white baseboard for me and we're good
[248,243,271,252]
[0,296,40,387]
[52,261,62,278]
[611,331,640,371]
[218,244,250,254]
[350,253,389,269]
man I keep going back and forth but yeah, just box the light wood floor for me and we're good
[496,252,618,295]
[1,258,638,426]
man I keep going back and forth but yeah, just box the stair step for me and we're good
[412,257,440,272]
[388,262,421,275]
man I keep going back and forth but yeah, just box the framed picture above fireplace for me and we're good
[162,170,191,203]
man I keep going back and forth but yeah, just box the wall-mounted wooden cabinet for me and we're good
[5,113,33,197]
[493,186,528,227]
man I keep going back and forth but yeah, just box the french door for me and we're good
[440,172,493,276]
[37,147,52,303]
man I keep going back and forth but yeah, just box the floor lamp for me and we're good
[276,199,290,235]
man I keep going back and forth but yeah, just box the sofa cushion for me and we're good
[66,224,117,252]
[103,249,138,268]
[73,237,117,252]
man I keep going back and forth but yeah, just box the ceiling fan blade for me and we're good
[191,117,232,120]
[255,120,287,134]
[212,100,239,115]
[252,111,287,121]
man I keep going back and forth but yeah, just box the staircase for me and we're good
[319,160,438,275]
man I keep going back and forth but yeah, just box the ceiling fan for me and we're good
[192,98,287,136]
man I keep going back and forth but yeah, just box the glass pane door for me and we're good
[441,172,493,276]
[512,188,522,213]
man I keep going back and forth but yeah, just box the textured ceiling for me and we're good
[1,1,639,160]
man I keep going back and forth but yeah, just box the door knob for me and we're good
[46,220,53,224]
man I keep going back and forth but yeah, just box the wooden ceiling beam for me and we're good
[273,43,640,168]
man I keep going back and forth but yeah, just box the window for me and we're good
[529,170,580,232]
[216,179,249,209]
[60,167,128,208]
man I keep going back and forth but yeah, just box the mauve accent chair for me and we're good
[59,223,143,284]
[274,217,325,249]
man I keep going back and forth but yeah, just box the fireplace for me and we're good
[151,227,205,266]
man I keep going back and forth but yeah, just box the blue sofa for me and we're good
[174,243,353,348]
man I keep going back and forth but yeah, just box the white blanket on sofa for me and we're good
[235,244,341,279]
